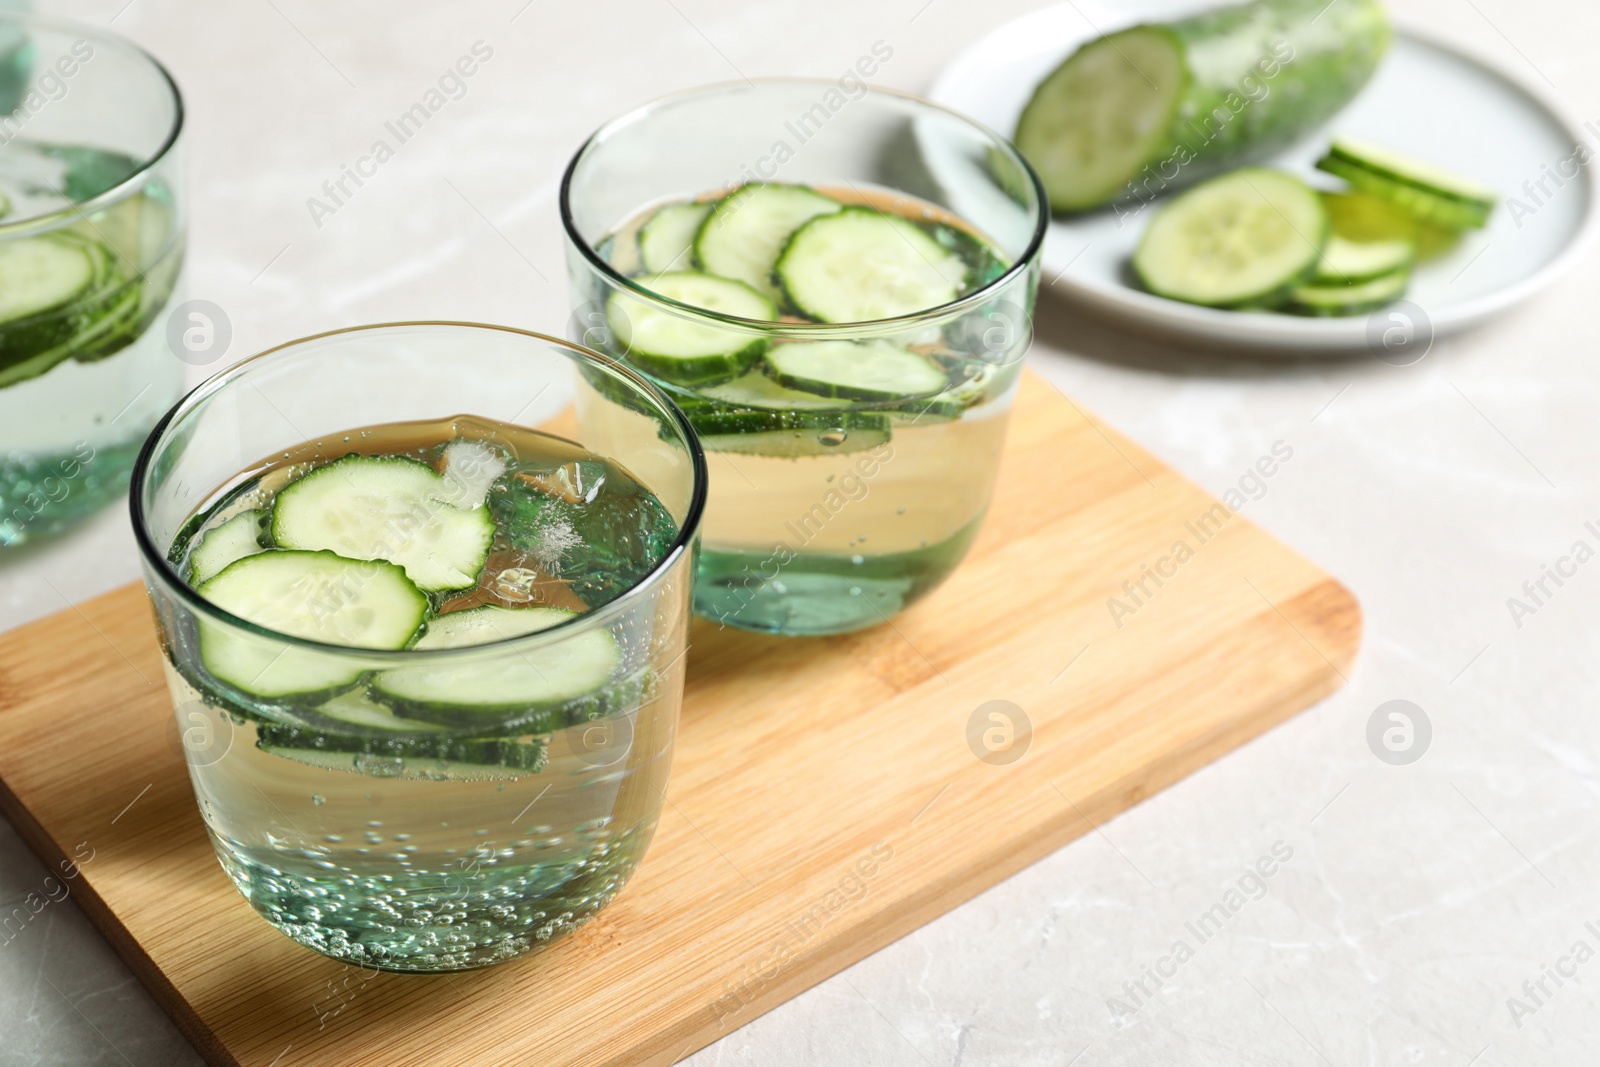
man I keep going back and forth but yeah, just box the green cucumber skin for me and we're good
[1036,0,1392,213]
[623,337,769,388]
[255,721,548,772]
[1316,156,1492,229]
[376,671,654,732]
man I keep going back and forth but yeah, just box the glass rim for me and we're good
[129,321,709,663]
[0,12,185,240]
[558,76,1048,335]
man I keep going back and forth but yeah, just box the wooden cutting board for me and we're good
[0,371,1359,1066]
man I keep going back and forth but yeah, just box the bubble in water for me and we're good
[354,753,404,777]
[818,429,848,447]
[311,794,326,806]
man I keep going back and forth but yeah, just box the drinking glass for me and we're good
[0,13,184,547]
[131,323,705,972]
[561,79,1046,635]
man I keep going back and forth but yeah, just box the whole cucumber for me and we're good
[1015,0,1392,214]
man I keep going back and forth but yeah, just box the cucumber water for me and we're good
[0,141,184,546]
[166,414,682,971]
[579,182,1021,635]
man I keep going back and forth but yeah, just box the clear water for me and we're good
[586,184,1024,634]
[0,141,183,547]
[169,418,682,971]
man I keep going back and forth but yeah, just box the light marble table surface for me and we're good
[4,0,1599,1063]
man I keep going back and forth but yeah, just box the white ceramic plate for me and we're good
[928,1,1598,352]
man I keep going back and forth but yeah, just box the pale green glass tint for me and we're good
[0,14,184,546]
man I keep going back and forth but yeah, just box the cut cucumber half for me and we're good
[1316,136,1495,230]
[1133,168,1327,307]
[639,201,713,273]
[1014,0,1391,212]
[1314,235,1415,285]
[1015,27,1187,212]
[607,271,774,385]
[196,550,427,698]
[372,606,621,723]
[188,509,267,585]
[696,414,893,457]
[694,184,842,300]
[776,208,969,323]
[270,454,495,593]
[765,340,949,402]
[1288,267,1410,316]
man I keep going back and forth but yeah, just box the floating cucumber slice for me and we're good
[1133,168,1327,307]
[372,606,621,723]
[196,549,428,698]
[1288,267,1410,316]
[694,183,842,300]
[776,208,969,323]
[256,738,547,779]
[271,454,495,593]
[1313,235,1415,285]
[764,340,949,402]
[696,414,893,457]
[699,369,851,412]
[607,271,774,385]
[639,201,713,273]
[188,509,267,585]
[257,691,549,776]
[1316,136,1495,229]
[0,234,98,322]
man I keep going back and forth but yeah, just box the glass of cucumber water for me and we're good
[130,323,706,972]
[0,14,184,547]
[562,79,1045,636]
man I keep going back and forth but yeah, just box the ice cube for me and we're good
[438,440,509,509]
[518,462,606,505]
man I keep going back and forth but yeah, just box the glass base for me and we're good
[0,435,145,548]
[212,819,656,973]
[695,520,981,636]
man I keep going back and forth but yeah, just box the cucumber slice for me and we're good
[271,455,495,593]
[607,271,774,385]
[1322,190,1459,264]
[1288,267,1410,316]
[1133,168,1327,307]
[697,414,892,457]
[1316,136,1495,230]
[1014,0,1391,212]
[776,208,969,323]
[639,201,713,273]
[1314,235,1415,285]
[765,340,949,402]
[0,234,98,323]
[372,606,621,722]
[257,737,546,779]
[196,550,427,698]
[257,691,550,776]
[699,369,851,412]
[694,184,842,300]
[188,509,267,585]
